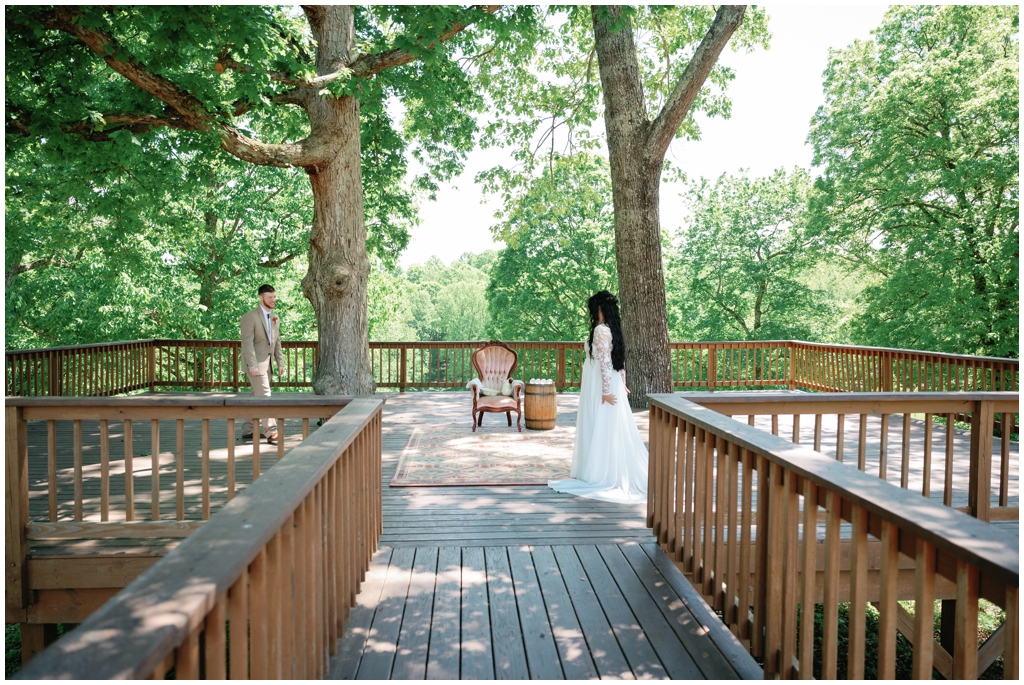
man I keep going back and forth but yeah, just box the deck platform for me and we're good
[333,392,757,679]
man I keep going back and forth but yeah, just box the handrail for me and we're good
[645,392,1019,679]
[679,391,1019,521]
[16,396,384,679]
[7,338,1018,396]
[4,393,358,627]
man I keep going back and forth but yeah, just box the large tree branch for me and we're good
[646,5,746,161]
[346,5,501,78]
[41,7,327,168]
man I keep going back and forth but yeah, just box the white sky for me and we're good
[399,4,891,269]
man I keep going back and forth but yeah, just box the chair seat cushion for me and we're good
[477,396,519,411]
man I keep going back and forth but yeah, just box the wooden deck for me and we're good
[332,392,756,679]
[17,390,1018,677]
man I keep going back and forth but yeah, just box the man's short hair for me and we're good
[258,284,275,295]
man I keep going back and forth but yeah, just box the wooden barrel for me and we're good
[524,383,557,430]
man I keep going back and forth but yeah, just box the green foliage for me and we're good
[378,253,495,342]
[486,154,617,341]
[475,6,770,203]
[668,168,844,342]
[6,624,20,677]
[6,5,540,350]
[808,5,1019,358]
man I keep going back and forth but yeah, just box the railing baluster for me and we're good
[176,419,185,521]
[201,419,210,520]
[780,469,799,678]
[100,419,110,521]
[923,413,933,497]
[944,412,955,506]
[205,594,228,679]
[911,539,936,679]
[47,420,58,521]
[73,419,83,521]
[798,480,816,679]
[738,447,753,641]
[151,418,161,521]
[901,412,911,488]
[952,560,979,678]
[877,521,899,679]
[847,505,869,679]
[124,419,134,521]
[227,418,236,501]
[229,568,250,679]
[820,491,841,679]
[857,414,867,470]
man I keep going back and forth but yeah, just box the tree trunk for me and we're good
[300,95,375,395]
[298,6,375,395]
[592,7,673,408]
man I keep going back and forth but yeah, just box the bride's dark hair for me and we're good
[587,290,625,371]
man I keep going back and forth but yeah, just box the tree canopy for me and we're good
[808,5,1019,357]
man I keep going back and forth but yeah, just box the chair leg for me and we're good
[477,412,483,427]
[516,411,522,432]
[506,411,512,426]
[472,412,476,432]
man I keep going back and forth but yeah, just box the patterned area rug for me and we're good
[391,424,575,487]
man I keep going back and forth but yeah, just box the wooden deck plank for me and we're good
[550,545,635,680]
[425,547,461,680]
[484,546,530,680]
[507,546,564,679]
[641,543,763,680]
[355,547,415,680]
[460,547,494,680]
[596,544,704,680]
[618,542,740,680]
[391,547,439,680]
[573,545,667,680]
[329,547,394,680]
[531,546,599,680]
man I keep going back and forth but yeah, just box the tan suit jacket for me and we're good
[241,306,284,374]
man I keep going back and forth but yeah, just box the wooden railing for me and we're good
[677,392,1018,522]
[646,392,1019,679]
[5,394,357,628]
[6,338,1019,396]
[15,396,383,679]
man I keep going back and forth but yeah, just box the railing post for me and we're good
[147,341,156,392]
[556,344,566,392]
[788,344,797,391]
[5,405,31,616]
[968,400,995,522]
[707,346,717,392]
[232,344,240,392]
[399,346,407,392]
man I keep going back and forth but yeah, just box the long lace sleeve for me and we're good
[594,324,615,395]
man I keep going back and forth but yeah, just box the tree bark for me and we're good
[592,5,746,407]
[300,6,375,394]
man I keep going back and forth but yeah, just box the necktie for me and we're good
[265,312,272,345]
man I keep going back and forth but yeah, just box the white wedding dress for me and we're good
[548,324,649,504]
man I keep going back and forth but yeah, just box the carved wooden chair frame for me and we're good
[468,340,524,432]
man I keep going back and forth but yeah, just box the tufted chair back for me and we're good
[471,341,518,391]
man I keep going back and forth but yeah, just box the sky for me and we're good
[398,4,891,269]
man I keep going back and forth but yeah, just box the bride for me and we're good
[549,291,649,504]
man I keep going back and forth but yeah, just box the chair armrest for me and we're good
[511,380,525,401]
[466,378,483,399]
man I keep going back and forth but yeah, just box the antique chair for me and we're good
[467,340,524,432]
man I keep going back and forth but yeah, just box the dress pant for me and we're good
[242,366,277,437]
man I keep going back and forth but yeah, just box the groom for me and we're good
[240,284,284,443]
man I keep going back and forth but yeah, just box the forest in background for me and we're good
[6,5,1018,358]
